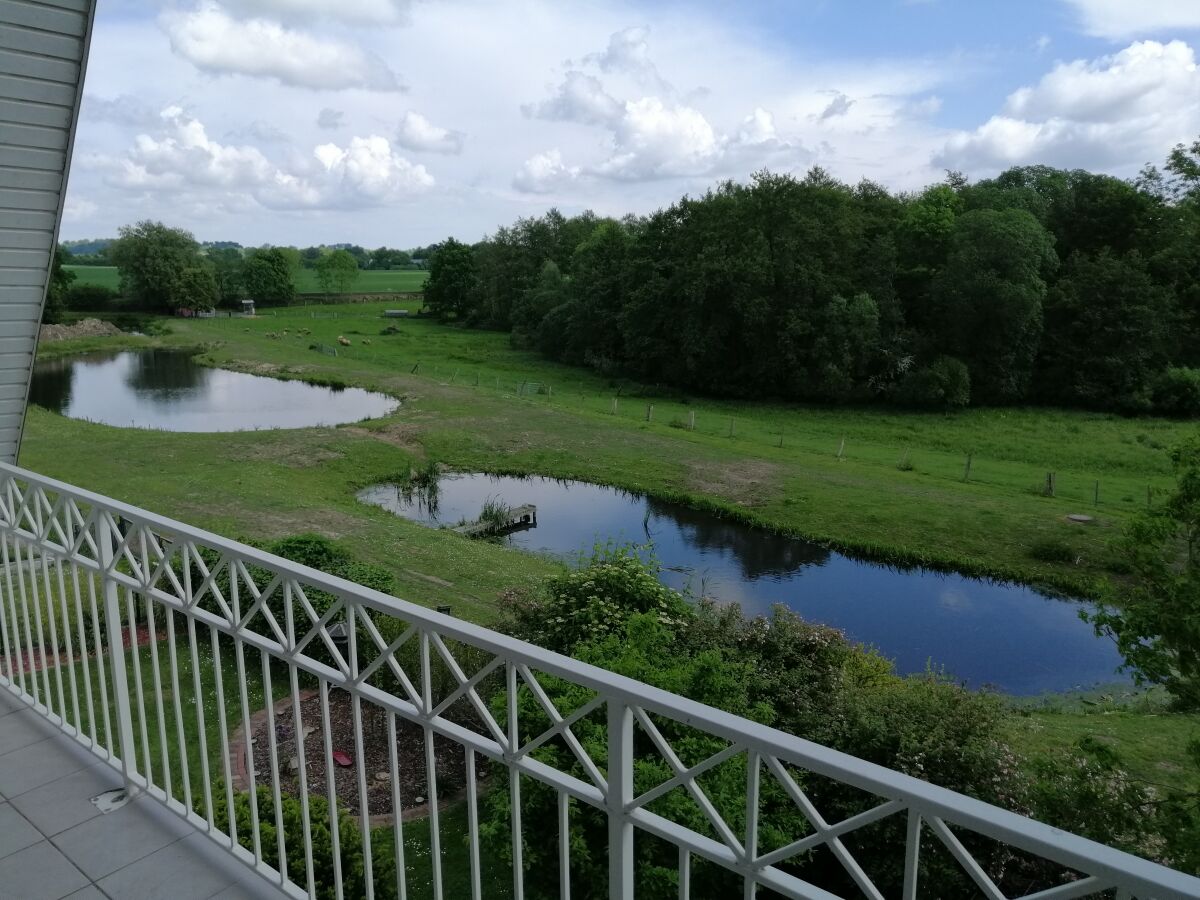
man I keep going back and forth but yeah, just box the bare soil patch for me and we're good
[236,690,484,823]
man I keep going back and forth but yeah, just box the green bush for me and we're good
[493,554,1032,896]
[1027,538,1075,563]
[1153,367,1200,417]
[66,283,119,311]
[894,356,971,410]
[497,545,691,653]
[210,786,396,900]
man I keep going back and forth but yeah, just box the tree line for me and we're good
[423,140,1200,415]
[60,223,371,313]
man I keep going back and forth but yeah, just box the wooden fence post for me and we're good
[837,437,845,460]
[963,453,973,482]
[1094,481,1100,507]
[688,411,695,431]
[1045,472,1055,497]
[646,404,653,422]
[611,398,618,415]
[728,419,735,438]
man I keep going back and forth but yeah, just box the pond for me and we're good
[31,350,399,431]
[359,473,1126,695]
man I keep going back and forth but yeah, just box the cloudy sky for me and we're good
[62,0,1200,247]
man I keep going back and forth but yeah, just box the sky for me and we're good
[60,0,1200,247]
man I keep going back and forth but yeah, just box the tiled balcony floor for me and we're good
[0,687,289,900]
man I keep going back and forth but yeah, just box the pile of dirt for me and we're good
[40,318,124,342]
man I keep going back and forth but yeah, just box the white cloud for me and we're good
[63,0,959,243]
[317,108,344,129]
[595,97,720,179]
[1063,0,1200,39]
[736,107,778,145]
[162,3,403,91]
[95,107,431,211]
[395,111,465,154]
[512,148,579,193]
[938,40,1200,173]
[520,31,808,185]
[585,26,669,91]
[311,136,434,205]
[523,71,622,126]
[218,0,412,25]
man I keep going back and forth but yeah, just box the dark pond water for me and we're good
[31,350,399,431]
[359,474,1126,695]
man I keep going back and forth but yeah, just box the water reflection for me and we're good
[359,473,1126,695]
[31,350,399,432]
[648,498,831,580]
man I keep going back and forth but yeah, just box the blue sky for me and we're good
[62,0,1200,246]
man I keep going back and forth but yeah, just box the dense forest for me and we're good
[424,140,1200,415]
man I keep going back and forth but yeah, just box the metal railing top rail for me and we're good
[0,460,1197,900]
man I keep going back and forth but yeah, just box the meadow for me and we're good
[65,266,428,295]
[20,302,1200,791]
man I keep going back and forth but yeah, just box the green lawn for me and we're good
[1011,703,1200,795]
[24,303,1200,598]
[65,266,427,296]
[21,302,1200,806]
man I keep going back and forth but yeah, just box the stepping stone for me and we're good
[1066,514,1095,524]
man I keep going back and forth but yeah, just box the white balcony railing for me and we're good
[0,460,1196,900]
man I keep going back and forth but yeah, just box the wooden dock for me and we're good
[452,504,537,537]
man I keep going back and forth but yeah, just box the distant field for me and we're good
[65,265,427,295]
[65,265,120,291]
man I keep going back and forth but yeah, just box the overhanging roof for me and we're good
[0,0,96,463]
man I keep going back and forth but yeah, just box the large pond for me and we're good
[359,473,1125,695]
[31,350,399,431]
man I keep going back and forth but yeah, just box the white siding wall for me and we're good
[0,0,94,463]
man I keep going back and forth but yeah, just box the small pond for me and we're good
[359,473,1126,695]
[31,350,399,431]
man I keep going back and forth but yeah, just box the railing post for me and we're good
[608,700,634,900]
[99,513,137,781]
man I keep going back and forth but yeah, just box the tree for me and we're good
[931,208,1057,403]
[511,260,567,347]
[176,265,219,311]
[43,247,75,324]
[313,249,359,298]
[1037,250,1170,411]
[1088,436,1200,709]
[369,247,410,270]
[109,220,204,311]
[241,248,296,306]
[208,247,245,307]
[423,238,477,320]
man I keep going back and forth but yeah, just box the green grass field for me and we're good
[26,302,1200,599]
[65,266,427,296]
[22,301,1200,791]
[65,265,120,291]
